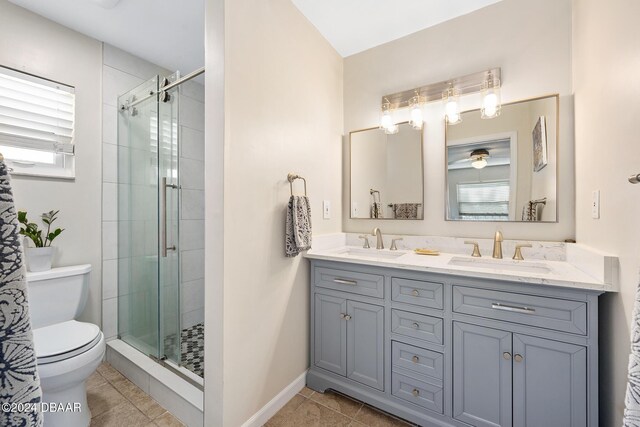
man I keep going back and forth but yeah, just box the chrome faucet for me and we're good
[492,230,503,259]
[372,228,384,249]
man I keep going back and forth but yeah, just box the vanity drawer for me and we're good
[391,341,443,381]
[453,286,588,335]
[314,267,384,298]
[391,278,443,310]
[391,371,443,414]
[391,309,443,344]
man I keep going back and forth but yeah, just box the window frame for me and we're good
[0,66,76,179]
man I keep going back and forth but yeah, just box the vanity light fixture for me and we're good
[481,74,502,119]
[380,100,399,134]
[380,67,502,127]
[409,94,425,130]
[442,86,462,125]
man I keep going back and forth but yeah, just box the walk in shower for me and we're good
[116,69,205,382]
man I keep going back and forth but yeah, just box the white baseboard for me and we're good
[241,370,308,427]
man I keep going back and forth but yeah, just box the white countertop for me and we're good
[305,246,618,293]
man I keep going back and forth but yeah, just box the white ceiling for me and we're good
[291,0,503,57]
[8,0,204,75]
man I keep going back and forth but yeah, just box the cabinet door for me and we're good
[512,334,587,427]
[346,300,384,390]
[453,322,512,427]
[314,294,347,376]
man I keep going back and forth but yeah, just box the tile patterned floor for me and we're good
[264,387,416,427]
[181,323,204,378]
[87,362,185,426]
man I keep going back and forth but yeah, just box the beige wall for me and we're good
[219,0,343,425]
[0,0,103,326]
[343,0,574,241]
[573,0,640,423]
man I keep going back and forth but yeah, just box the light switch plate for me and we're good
[351,202,358,217]
[323,200,331,219]
[592,190,600,219]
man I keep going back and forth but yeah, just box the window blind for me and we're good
[0,66,75,155]
[457,181,510,219]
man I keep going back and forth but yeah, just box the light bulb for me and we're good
[445,100,461,124]
[481,76,501,119]
[381,111,393,129]
[483,93,498,118]
[443,86,462,125]
[385,123,399,135]
[410,105,423,130]
[472,158,488,169]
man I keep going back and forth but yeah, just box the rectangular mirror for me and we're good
[350,122,424,219]
[446,95,558,222]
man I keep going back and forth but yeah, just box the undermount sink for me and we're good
[334,247,408,260]
[448,256,553,275]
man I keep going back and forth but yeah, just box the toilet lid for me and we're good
[33,320,102,364]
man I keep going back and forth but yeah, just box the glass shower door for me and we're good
[158,74,181,364]
[117,74,181,364]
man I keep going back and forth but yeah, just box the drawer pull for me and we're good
[503,352,512,360]
[514,354,524,363]
[333,278,357,286]
[412,322,420,329]
[491,302,535,314]
[412,388,420,397]
[411,289,420,297]
[412,355,420,363]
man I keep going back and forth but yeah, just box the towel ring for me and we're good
[288,173,307,196]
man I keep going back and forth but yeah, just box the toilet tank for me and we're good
[26,264,92,329]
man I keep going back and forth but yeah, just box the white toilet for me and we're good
[27,264,106,427]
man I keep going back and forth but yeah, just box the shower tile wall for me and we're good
[177,80,205,330]
[101,43,205,341]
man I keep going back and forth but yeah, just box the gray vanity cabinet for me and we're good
[453,322,513,427]
[512,334,587,427]
[453,323,587,427]
[314,293,384,390]
[314,294,347,376]
[307,260,601,427]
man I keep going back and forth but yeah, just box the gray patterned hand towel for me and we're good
[0,160,43,426]
[392,203,420,219]
[624,276,640,426]
[285,195,312,257]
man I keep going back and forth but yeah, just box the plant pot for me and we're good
[25,247,55,272]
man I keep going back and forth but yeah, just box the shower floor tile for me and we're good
[181,323,204,378]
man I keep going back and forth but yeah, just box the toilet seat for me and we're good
[33,320,102,365]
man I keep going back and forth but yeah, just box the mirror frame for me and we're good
[444,94,560,223]
[349,121,425,220]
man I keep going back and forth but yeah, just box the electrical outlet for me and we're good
[323,200,331,219]
[591,190,600,219]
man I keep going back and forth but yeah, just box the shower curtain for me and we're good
[0,160,43,427]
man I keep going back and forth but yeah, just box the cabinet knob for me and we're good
[514,354,524,363]
[344,314,352,321]
[412,322,420,329]
[412,388,420,397]
[411,289,420,297]
[340,313,346,319]
[412,355,420,363]
[503,352,512,360]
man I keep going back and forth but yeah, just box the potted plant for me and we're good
[18,210,64,272]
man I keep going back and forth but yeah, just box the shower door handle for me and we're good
[161,177,178,257]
